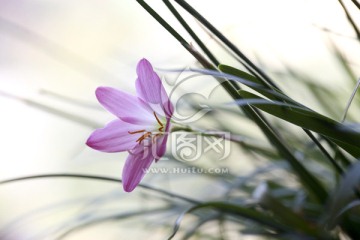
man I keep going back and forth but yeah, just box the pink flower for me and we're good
[86,58,173,192]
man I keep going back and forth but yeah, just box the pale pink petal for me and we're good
[96,87,153,125]
[86,120,143,153]
[147,87,174,120]
[161,85,174,118]
[154,135,168,162]
[135,58,165,104]
[122,146,154,192]
[154,119,171,162]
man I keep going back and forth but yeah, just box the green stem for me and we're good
[136,0,187,44]
[173,0,279,90]
[307,131,344,174]
[163,0,219,65]
[342,78,360,122]
[350,0,360,10]
[338,0,360,41]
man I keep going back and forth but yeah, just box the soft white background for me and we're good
[0,0,359,239]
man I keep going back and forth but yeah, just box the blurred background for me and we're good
[0,0,359,239]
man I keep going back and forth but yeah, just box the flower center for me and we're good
[128,111,165,144]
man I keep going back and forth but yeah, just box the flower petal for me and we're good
[135,58,164,104]
[154,135,168,162]
[96,86,153,125]
[161,85,174,118]
[154,119,171,162]
[122,146,154,192]
[86,119,143,153]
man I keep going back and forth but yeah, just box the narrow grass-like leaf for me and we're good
[181,214,220,240]
[55,208,168,240]
[219,64,296,102]
[0,174,201,204]
[337,0,360,41]
[136,0,328,203]
[329,40,358,84]
[190,67,294,103]
[162,0,219,66]
[239,91,360,157]
[342,78,360,122]
[325,162,360,228]
[168,202,291,239]
[255,184,325,237]
[333,200,360,221]
[219,64,265,86]
[350,0,360,10]
[198,67,343,174]
[174,0,279,90]
[222,100,331,204]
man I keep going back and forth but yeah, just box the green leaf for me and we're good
[238,91,360,158]
[192,202,285,230]
[254,183,325,237]
[219,64,298,104]
[219,64,264,86]
[169,201,291,240]
[325,162,360,228]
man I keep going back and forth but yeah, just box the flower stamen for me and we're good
[153,111,163,127]
[136,132,151,143]
[153,111,165,133]
[128,129,146,134]
[128,112,166,144]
